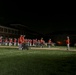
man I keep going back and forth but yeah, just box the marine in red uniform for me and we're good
[14,38,17,46]
[33,39,36,46]
[18,35,23,50]
[5,38,8,46]
[66,36,70,50]
[40,38,44,48]
[48,39,52,48]
[0,36,2,45]
[22,35,26,50]
[9,38,13,46]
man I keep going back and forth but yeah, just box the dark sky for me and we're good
[0,3,76,34]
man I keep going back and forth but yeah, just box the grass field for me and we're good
[0,46,76,75]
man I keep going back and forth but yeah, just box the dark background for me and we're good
[0,12,76,34]
[0,3,76,45]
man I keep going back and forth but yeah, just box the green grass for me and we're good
[0,48,76,75]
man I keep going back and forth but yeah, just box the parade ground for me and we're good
[0,45,76,51]
[0,46,76,75]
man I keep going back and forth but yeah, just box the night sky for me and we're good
[0,3,76,35]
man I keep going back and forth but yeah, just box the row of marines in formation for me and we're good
[0,35,70,50]
[0,35,53,50]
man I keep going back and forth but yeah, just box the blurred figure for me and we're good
[18,35,23,50]
[9,38,13,46]
[66,36,70,50]
[40,38,44,48]
[22,35,26,50]
[23,35,29,50]
[14,38,17,46]
[37,40,40,47]
[0,36,2,45]
[5,38,8,46]
[47,39,52,48]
